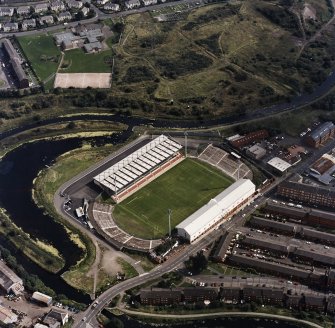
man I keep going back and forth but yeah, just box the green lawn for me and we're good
[113,158,233,239]
[60,48,113,73]
[18,34,61,82]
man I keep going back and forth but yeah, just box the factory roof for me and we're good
[267,157,291,172]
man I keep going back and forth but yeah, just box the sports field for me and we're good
[113,158,233,239]
[18,34,61,82]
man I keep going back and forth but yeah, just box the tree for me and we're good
[106,317,124,328]
[185,251,208,273]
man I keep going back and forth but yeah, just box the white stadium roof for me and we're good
[176,179,255,241]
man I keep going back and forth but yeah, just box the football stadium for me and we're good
[92,135,255,248]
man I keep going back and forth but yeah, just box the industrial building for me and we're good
[246,144,266,160]
[176,179,255,242]
[267,157,291,174]
[228,130,269,149]
[309,153,335,185]
[0,260,24,295]
[0,305,17,324]
[304,122,335,148]
[31,291,53,306]
[2,39,29,88]
[277,175,335,209]
[94,135,183,202]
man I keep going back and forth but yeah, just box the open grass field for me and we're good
[60,48,114,73]
[113,158,233,239]
[18,34,61,82]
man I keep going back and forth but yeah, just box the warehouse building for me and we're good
[176,179,255,243]
[304,122,335,148]
[0,305,17,324]
[267,157,291,174]
[0,261,24,295]
[31,291,53,306]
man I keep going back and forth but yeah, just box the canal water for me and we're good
[0,133,128,303]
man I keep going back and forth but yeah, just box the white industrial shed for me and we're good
[176,179,256,243]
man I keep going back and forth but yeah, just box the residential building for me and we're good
[34,3,49,13]
[40,15,54,24]
[96,0,109,4]
[81,6,89,15]
[140,288,182,305]
[0,7,14,16]
[219,287,240,303]
[212,232,234,262]
[21,18,36,30]
[103,2,120,10]
[183,288,218,302]
[3,22,18,32]
[16,5,31,15]
[277,177,335,210]
[125,0,141,9]
[143,0,157,5]
[83,41,102,53]
[66,0,83,8]
[58,11,71,21]
[50,0,65,11]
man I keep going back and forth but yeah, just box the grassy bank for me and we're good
[0,208,65,273]
[32,139,135,293]
[0,120,127,159]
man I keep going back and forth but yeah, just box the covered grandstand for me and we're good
[94,135,183,203]
[176,179,256,243]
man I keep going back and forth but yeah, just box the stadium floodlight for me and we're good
[168,209,172,237]
[184,131,188,157]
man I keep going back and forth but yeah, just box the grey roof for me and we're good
[265,202,308,218]
[83,41,102,52]
[309,122,335,141]
[213,232,234,260]
[2,39,17,59]
[301,227,335,243]
[0,261,23,292]
[11,57,28,82]
[250,217,295,233]
[229,254,314,279]
[310,209,335,221]
[242,235,288,253]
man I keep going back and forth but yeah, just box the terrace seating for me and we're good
[92,202,162,252]
[199,145,252,180]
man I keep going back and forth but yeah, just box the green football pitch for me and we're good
[113,158,233,239]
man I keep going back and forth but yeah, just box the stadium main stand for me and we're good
[91,203,162,252]
[94,135,183,203]
[198,145,252,180]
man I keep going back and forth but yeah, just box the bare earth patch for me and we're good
[303,4,316,20]
[100,249,122,275]
[54,73,112,88]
